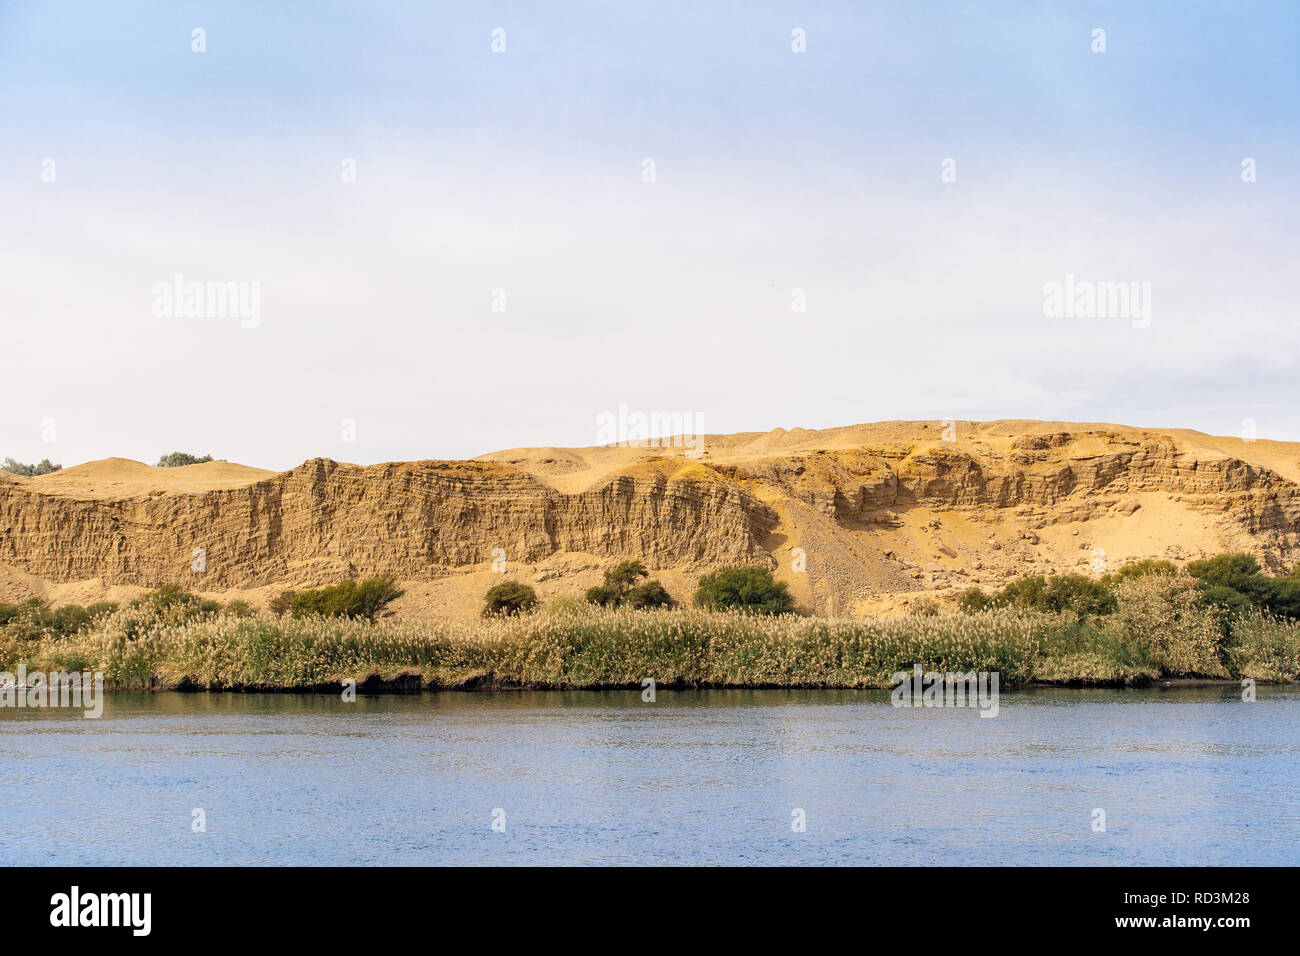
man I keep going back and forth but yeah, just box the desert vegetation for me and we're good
[585,560,672,609]
[482,580,539,617]
[270,576,405,623]
[693,566,795,615]
[155,451,215,467]
[960,553,1300,622]
[1,555,1297,691]
[2,457,61,476]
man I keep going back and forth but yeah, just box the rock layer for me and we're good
[0,459,776,588]
[3,421,1300,614]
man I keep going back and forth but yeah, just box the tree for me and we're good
[584,559,673,609]
[290,576,405,622]
[1183,553,1300,619]
[348,576,406,622]
[693,566,795,615]
[483,580,539,617]
[156,452,215,468]
[2,457,62,476]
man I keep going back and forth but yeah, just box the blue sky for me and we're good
[2,1,1297,468]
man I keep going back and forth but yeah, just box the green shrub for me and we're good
[1042,574,1118,616]
[963,573,1116,617]
[268,590,297,616]
[1185,552,1300,620]
[290,576,405,622]
[223,599,256,618]
[693,566,795,615]
[131,584,220,616]
[1255,576,1300,620]
[1185,553,1261,589]
[1198,583,1255,616]
[156,452,214,468]
[0,598,120,642]
[584,583,622,607]
[584,559,673,609]
[1102,559,1178,584]
[483,580,539,617]
[626,580,673,609]
[957,586,994,613]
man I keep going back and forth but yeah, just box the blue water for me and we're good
[1,687,1296,865]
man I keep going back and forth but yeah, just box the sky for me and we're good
[2,1,1297,470]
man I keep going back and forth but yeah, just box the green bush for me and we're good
[156,452,214,468]
[290,576,405,622]
[957,586,994,613]
[584,583,622,608]
[960,573,1117,617]
[1186,552,1300,620]
[223,599,256,618]
[0,598,119,641]
[483,580,539,617]
[1185,553,1260,589]
[1102,559,1178,585]
[268,590,297,616]
[584,559,674,610]
[693,566,795,615]
[130,584,220,616]
[1260,576,1300,620]
[626,580,673,609]
[2,457,61,476]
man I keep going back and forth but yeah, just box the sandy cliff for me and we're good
[3,421,1299,617]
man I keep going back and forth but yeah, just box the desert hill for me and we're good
[2,421,1298,618]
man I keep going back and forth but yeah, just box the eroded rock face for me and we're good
[728,433,1300,536]
[2,425,1299,599]
[0,459,778,588]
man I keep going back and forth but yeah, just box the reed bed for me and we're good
[7,575,1298,691]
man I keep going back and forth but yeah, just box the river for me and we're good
[1,687,1295,865]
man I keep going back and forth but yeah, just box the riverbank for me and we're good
[6,580,1299,692]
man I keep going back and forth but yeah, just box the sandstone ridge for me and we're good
[4,420,1299,618]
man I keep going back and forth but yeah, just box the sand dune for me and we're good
[21,458,276,499]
